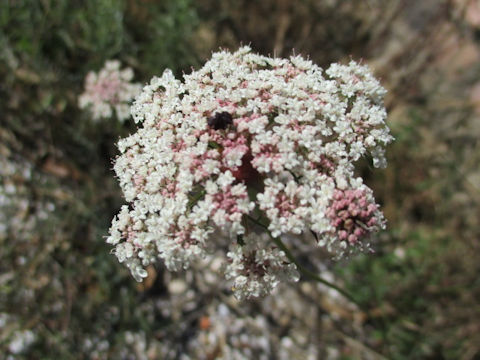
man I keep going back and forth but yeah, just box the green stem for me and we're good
[247,215,363,309]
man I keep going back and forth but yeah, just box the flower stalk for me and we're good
[247,214,361,308]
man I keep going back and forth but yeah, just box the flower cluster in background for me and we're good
[108,47,393,299]
[78,60,141,122]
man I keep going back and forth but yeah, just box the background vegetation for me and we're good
[1,0,479,358]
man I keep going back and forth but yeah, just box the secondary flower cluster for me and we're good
[107,47,393,299]
[78,60,141,122]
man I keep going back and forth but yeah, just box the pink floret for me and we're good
[327,188,380,245]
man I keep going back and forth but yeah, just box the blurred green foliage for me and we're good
[0,0,198,73]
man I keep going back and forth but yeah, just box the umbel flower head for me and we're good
[107,47,393,299]
[79,60,141,122]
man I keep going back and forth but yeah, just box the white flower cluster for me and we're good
[225,234,299,300]
[108,46,392,299]
[78,60,141,122]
